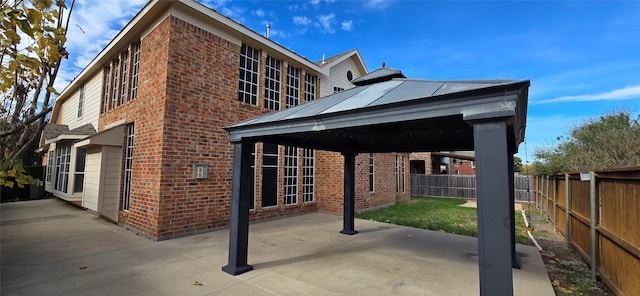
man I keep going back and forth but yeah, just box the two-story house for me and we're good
[40,0,410,240]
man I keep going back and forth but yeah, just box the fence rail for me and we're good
[411,174,533,201]
[533,168,640,296]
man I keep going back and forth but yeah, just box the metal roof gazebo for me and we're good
[222,68,530,296]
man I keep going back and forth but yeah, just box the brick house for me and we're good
[410,151,476,175]
[39,0,410,240]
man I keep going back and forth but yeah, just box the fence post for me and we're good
[589,171,598,281]
[565,174,570,248]
[552,176,557,233]
[546,175,550,219]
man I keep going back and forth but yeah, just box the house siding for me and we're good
[83,148,101,211]
[321,57,365,96]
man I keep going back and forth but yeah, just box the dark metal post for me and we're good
[508,153,519,268]
[340,152,357,235]
[222,141,254,275]
[473,121,513,296]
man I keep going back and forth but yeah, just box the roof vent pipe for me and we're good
[322,54,325,64]
[266,23,271,39]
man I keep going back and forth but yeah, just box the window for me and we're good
[395,155,399,192]
[238,44,259,105]
[73,149,86,193]
[102,67,110,113]
[284,146,298,205]
[264,55,281,111]
[369,153,374,192]
[286,66,300,108]
[123,123,134,211]
[54,145,71,193]
[304,74,316,102]
[46,151,54,182]
[77,83,84,118]
[302,148,314,203]
[333,86,344,93]
[261,143,278,207]
[120,51,128,105]
[111,58,119,109]
[401,156,406,193]
[130,42,140,100]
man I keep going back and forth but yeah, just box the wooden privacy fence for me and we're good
[411,174,532,201]
[533,168,640,296]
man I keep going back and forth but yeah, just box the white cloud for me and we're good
[254,9,265,17]
[316,13,336,33]
[293,16,312,26]
[341,20,353,31]
[364,0,394,9]
[535,85,640,104]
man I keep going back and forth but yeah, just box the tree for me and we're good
[513,156,522,173]
[532,110,640,175]
[0,0,74,188]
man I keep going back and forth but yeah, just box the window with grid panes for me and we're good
[302,148,314,202]
[284,146,298,205]
[401,156,406,192]
[286,66,300,108]
[73,149,86,193]
[46,151,54,182]
[304,73,316,102]
[130,42,140,100]
[77,83,84,118]
[102,67,110,113]
[264,55,281,111]
[54,145,71,193]
[395,155,399,192]
[120,51,128,104]
[238,44,259,105]
[111,58,119,109]
[123,123,134,211]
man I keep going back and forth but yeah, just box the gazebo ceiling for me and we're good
[224,69,530,154]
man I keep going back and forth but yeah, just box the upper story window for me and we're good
[130,42,140,100]
[120,51,129,105]
[101,42,140,114]
[304,74,316,102]
[77,83,84,118]
[110,58,120,110]
[102,67,110,113]
[238,44,259,105]
[286,66,300,108]
[264,55,281,111]
[333,86,344,93]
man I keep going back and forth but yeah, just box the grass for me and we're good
[356,196,531,245]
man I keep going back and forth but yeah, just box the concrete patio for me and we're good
[0,199,554,295]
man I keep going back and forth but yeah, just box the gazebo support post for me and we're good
[340,152,358,235]
[508,153,520,268]
[222,141,254,276]
[473,121,514,296]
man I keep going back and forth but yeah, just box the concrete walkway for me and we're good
[1,199,554,296]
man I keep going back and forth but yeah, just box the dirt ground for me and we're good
[527,210,614,296]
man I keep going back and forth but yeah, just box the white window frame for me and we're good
[284,146,298,205]
[54,145,71,193]
[264,55,281,111]
[111,58,119,109]
[123,123,134,211]
[304,73,316,102]
[102,67,110,113]
[238,44,260,105]
[130,42,140,100]
[120,51,129,105]
[286,66,300,108]
[77,83,84,118]
[302,148,314,203]
[369,153,374,192]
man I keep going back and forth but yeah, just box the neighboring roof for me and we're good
[315,48,368,76]
[225,73,530,154]
[351,67,406,86]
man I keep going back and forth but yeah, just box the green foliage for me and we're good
[356,197,531,245]
[533,110,640,175]
[513,156,523,172]
[1,0,73,187]
[0,149,33,188]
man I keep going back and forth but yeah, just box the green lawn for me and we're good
[356,197,532,245]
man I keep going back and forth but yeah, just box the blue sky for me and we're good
[58,0,640,163]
